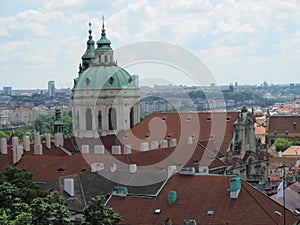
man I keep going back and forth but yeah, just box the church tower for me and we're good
[54,98,64,134]
[72,18,140,139]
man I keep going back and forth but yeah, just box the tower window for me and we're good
[76,111,80,129]
[130,107,134,128]
[86,108,92,131]
[98,111,102,130]
[109,107,117,130]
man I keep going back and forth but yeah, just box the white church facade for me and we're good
[72,20,140,138]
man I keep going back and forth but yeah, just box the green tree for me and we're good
[0,165,41,203]
[82,195,122,225]
[0,131,10,140]
[293,140,300,146]
[0,166,122,225]
[61,116,73,138]
[29,192,71,225]
[273,138,292,152]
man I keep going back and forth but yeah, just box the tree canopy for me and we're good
[273,138,292,152]
[0,165,122,225]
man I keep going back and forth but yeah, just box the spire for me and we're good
[101,15,106,35]
[81,22,95,72]
[54,96,63,134]
[96,15,112,51]
[88,22,93,41]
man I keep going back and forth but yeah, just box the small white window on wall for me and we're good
[86,108,92,131]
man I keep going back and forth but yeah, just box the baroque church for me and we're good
[71,19,268,185]
[72,19,140,139]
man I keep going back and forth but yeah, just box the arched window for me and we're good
[98,111,102,130]
[130,107,134,128]
[86,108,92,131]
[109,107,117,130]
[105,55,107,63]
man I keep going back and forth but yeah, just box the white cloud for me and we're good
[1,0,300,88]
[44,0,84,10]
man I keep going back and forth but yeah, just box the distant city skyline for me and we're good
[1,0,300,89]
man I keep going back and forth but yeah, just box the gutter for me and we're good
[77,173,87,206]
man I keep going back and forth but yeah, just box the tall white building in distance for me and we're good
[48,81,55,98]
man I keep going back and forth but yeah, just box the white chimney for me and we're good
[278,151,282,157]
[12,136,19,152]
[34,144,43,155]
[140,142,149,151]
[45,133,51,149]
[64,178,75,197]
[54,133,63,147]
[112,145,121,155]
[23,135,30,152]
[34,133,41,145]
[169,138,177,147]
[16,144,23,163]
[13,144,23,164]
[188,136,193,144]
[111,163,117,173]
[124,145,132,155]
[94,145,105,154]
[0,137,7,154]
[198,166,209,175]
[160,140,168,148]
[168,165,177,177]
[130,164,137,173]
[81,145,89,154]
[151,141,159,150]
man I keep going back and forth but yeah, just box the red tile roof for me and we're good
[119,112,239,153]
[107,174,299,225]
[268,116,300,138]
[1,111,239,183]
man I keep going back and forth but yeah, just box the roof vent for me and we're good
[168,190,177,205]
[112,186,128,197]
[179,167,195,176]
[91,162,104,173]
[56,168,65,172]
[183,219,197,225]
[274,210,282,216]
[198,166,209,175]
[154,208,161,214]
[206,210,215,216]
[230,177,241,199]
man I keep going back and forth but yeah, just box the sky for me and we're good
[0,0,300,89]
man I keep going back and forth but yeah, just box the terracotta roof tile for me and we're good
[108,174,298,225]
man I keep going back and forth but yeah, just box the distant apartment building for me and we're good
[0,110,10,128]
[9,107,32,125]
[48,81,55,98]
[3,86,12,95]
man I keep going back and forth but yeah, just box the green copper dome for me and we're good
[73,65,138,90]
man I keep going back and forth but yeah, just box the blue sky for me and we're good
[0,0,300,89]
